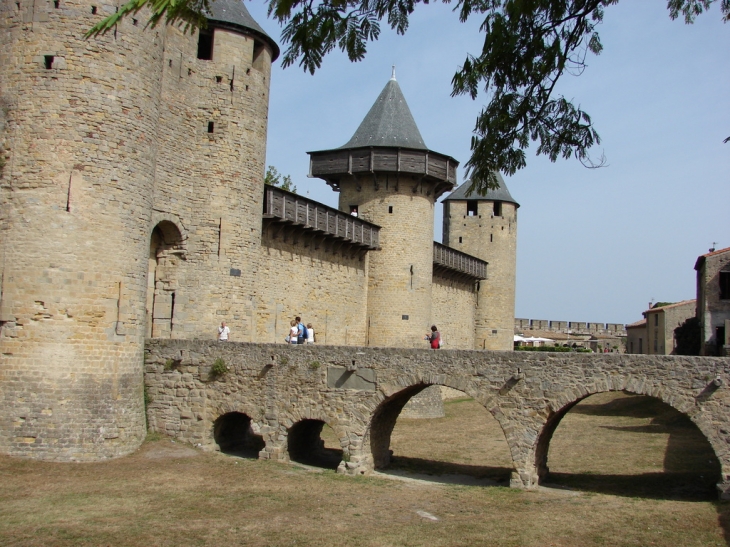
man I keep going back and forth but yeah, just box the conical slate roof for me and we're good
[205,0,280,61]
[339,73,427,150]
[443,176,519,207]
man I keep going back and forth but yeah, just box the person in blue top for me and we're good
[296,316,307,345]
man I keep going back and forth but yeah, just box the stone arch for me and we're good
[365,374,513,474]
[147,220,186,338]
[532,382,725,489]
[213,411,264,457]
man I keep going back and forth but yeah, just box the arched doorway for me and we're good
[147,221,184,338]
[536,391,721,499]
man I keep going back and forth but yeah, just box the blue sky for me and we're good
[246,1,729,325]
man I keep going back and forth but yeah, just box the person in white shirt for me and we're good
[218,321,230,342]
[306,323,315,344]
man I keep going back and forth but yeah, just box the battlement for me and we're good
[515,318,627,336]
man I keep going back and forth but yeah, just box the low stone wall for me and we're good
[144,339,730,496]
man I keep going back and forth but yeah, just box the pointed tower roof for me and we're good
[339,70,427,150]
[308,71,459,198]
[442,176,519,208]
[205,0,280,61]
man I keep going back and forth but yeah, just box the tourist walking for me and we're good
[306,323,315,344]
[218,321,230,342]
[424,325,440,349]
[295,316,308,345]
[288,320,299,345]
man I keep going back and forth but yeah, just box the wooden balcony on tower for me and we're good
[262,184,381,254]
[432,242,487,282]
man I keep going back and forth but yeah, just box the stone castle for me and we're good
[0,0,518,461]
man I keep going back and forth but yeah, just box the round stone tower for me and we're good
[442,176,519,350]
[148,0,278,341]
[309,71,457,348]
[0,0,278,461]
[0,0,166,460]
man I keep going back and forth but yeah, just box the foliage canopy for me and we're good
[87,0,729,193]
[265,165,297,193]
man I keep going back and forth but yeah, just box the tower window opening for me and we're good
[252,42,265,71]
[490,234,493,242]
[132,17,138,25]
[493,201,502,216]
[215,75,222,83]
[91,5,96,13]
[388,205,393,214]
[467,201,478,216]
[458,237,462,243]
[168,59,172,67]
[349,205,358,217]
[720,270,730,300]
[208,121,214,133]
[44,55,54,69]
[54,0,59,8]
[197,30,214,60]
[16,2,20,10]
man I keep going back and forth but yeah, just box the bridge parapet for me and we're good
[144,339,730,497]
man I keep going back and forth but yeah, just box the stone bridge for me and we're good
[145,340,730,496]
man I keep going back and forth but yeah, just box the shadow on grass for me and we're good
[384,455,512,486]
[289,447,343,470]
[543,471,719,501]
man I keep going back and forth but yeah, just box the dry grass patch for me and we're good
[0,392,729,547]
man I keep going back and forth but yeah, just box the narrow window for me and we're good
[54,0,59,8]
[44,55,54,69]
[215,75,222,83]
[720,271,730,299]
[349,205,358,217]
[207,121,214,133]
[91,5,96,13]
[654,314,658,327]
[493,201,502,216]
[168,59,172,67]
[466,201,477,216]
[458,237,462,243]
[388,206,393,214]
[252,42,264,70]
[197,30,214,60]
[490,234,493,242]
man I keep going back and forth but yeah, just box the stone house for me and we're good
[643,300,696,355]
[695,247,730,356]
[625,319,647,355]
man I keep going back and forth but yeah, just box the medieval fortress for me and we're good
[0,0,521,461]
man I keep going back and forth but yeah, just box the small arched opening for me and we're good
[147,221,184,338]
[536,391,721,500]
[287,419,342,469]
[213,412,264,458]
[370,383,513,485]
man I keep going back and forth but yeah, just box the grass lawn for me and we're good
[1,392,728,546]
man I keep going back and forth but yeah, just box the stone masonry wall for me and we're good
[0,1,164,460]
[145,339,730,495]
[431,274,476,349]
[443,200,517,350]
[339,176,435,348]
[254,234,368,345]
[150,24,273,343]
